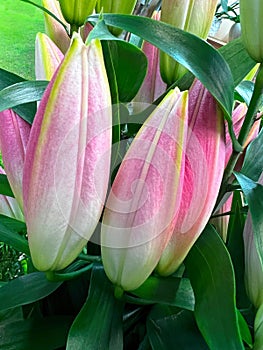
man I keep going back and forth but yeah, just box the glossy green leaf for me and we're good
[147,305,209,350]
[0,174,14,197]
[66,265,124,350]
[0,68,37,123]
[185,225,244,350]
[0,81,48,124]
[0,272,62,311]
[234,172,263,267]
[89,20,147,102]
[237,311,253,348]
[219,38,257,87]
[226,191,250,309]
[235,81,254,106]
[130,275,194,311]
[0,316,72,350]
[241,128,263,181]
[89,14,234,118]
[0,215,29,255]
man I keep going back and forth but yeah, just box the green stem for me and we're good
[78,253,102,263]
[216,63,263,207]
[45,263,93,282]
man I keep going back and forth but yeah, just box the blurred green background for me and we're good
[0,0,44,79]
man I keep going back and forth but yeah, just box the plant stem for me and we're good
[216,63,263,207]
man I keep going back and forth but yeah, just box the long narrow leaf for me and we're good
[185,225,244,350]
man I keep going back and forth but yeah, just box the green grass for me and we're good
[0,0,45,80]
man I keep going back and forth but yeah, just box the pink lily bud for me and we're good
[101,88,189,291]
[42,0,70,54]
[0,167,24,221]
[157,80,226,276]
[0,110,31,211]
[244,172,263,309]
[23,33,112,271]
[133,12,166,111]
[160,0,218,84]
[35,32,64,81]
[211,102,260,241]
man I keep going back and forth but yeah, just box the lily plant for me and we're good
[0,0,262,349]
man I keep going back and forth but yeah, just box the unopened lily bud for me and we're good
[0,110,31,211]
[157,80,225,276]
[244,172,263,309]
[42,0,70,54]
[240,0,263,62]
[160,0,218,85]
[23,33,112,271]
[96,0,137,36]
[101,88,188,291]
[58,0,97,31]
[35,32,64,80]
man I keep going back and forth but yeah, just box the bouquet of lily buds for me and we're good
[0,0,262,348]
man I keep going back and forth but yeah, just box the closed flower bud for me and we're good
[240,0,263,62]
[23,33,112,271]
[101,88,188,291]
[160,0,218,84]
[58,0,97,30]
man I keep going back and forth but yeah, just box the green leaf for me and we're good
[237,311,253,348]
[234,172,263,268]
[0,215,29,255]
[219,38,257,87]
[0,81,48,124]
[89,14,234,118]
[0,316,72,350]
[235,81,254,106]
[0,68,37,123]
[0,272,62,311]
[130,275,194,311]
[66,264,124,350]
[147,305,209,349]
[241,128,263,181]
[89,20,147,102]
[226,191,250,309]
[185,225,244,350]
[0,174,14,197]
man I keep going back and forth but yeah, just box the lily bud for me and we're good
[160,0,218,84]
[58,0,97,30]
[101,88,188,291]
[240,0,263,62]
[133,12,167,111]
[96,0,137,36]
[157,80,225,276]
[23,33,112,271]
[35,32,64,81]
[244,172,263,309]
[0,167,24,221]
[0,110,31,211]
[42,0,70,54]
